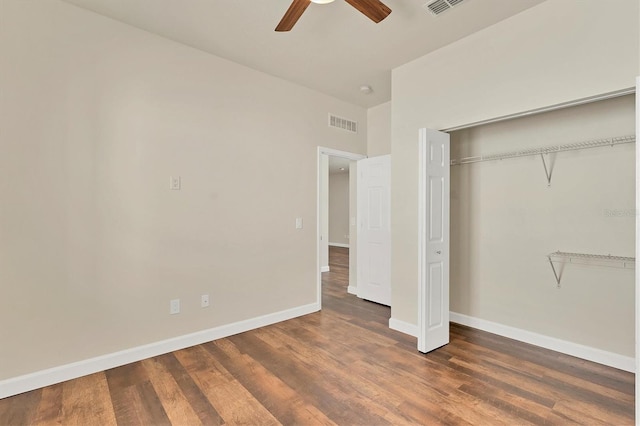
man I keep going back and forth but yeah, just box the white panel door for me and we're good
[418,128,450,353]
[357,155,391,306]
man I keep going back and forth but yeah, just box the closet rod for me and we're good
[450,135,635,166]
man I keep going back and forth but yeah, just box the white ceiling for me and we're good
[62,0,545,108]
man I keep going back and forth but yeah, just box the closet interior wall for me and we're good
[450,94,636,357]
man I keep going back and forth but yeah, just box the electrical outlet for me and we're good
[170,299,180,315]
[201,294,210,308]
[169,176,181,190]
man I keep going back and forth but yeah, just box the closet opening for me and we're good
[444,93,635,371]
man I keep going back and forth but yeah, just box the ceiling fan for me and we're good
[275,0,391,32]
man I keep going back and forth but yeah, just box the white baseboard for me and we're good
[329,242,350,248]
[450,312,635,373]
[320,266,330,272]
[347,285,357,295]
[0,302,320,399]
[389,318,418,337]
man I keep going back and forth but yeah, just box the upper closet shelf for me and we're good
[450,135,635,185]
[451,135,635,165]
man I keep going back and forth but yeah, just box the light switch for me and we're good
[295,218,303,229]
[169,176,181,190]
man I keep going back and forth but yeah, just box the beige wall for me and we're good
[451,95,635,356]
[367,102,391,156]
[329,172,349,246]
[0,0,366,380]
[391,0,639,330]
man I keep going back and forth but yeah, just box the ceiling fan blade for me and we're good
[275,0,312,32]
[344,0,391,23]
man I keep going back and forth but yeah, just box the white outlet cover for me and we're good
[170,299,180,314]
[201,294,210,308]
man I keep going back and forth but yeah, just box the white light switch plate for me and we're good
[169,176,181,190]
[295,218,303,229]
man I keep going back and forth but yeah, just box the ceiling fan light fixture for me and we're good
[276,0,391,32]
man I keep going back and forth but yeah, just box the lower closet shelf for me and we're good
[546,251,635,287]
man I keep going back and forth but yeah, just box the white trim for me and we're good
[317,147,366,311]
[329,242,350,248]
[320,266,330,273]
[450,312,634,373]
[0,302,319,399]
[635,76,639,417]
[317,150,322,308]
[347,285,357,295]
[389,318,418,337]
[442,87,636,132]
[417,135,427,351]
[319,147,366,159]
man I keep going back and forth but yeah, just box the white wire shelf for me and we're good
[547,251,635,287]
[451,135,635,166]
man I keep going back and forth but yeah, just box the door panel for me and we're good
[429,176,444,242]
[357,155,391,306]
[368,187,382,228]
[428,263,444,328]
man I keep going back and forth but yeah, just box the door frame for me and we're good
[635,77,639,420]
[418,134,429,352]
[316,147,366,309]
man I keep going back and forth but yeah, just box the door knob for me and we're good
[435,250,441,254]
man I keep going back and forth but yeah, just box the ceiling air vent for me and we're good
[329,114,358,134]
[424,0,466,16]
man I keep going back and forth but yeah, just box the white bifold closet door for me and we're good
[418,128,450,353]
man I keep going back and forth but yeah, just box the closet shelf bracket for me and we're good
[547,251,635,288]
[540,153,552,186]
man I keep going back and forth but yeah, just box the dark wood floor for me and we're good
[0,246,635,425]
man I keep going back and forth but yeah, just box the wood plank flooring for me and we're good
[0,246,635,425]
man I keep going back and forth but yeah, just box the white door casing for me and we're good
[320,154,330,273]
[357,155,391,306]
[635,77,639,420]
[418,128,450,353]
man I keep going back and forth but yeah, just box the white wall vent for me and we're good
[329,114,358,133]
[424,0,466,16]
